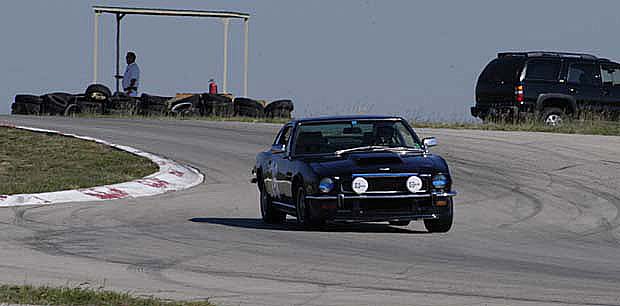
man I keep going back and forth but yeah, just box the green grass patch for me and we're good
[0,127,158,195]
[0,284,214,306]
[411,119,620,136]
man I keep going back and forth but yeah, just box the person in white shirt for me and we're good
[122,52,140,97]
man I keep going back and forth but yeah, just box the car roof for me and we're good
[290,115,404,124]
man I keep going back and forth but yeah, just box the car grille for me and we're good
[339,197,435,213]
[341,174,430,193]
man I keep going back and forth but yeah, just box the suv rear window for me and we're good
[479,58,523,84]
[525,60,561,81]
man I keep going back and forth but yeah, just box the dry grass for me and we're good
[0,127,158,195]
[411,118,620,136]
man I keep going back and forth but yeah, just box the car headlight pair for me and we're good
[352,176,425,194]
[324,174,448,194]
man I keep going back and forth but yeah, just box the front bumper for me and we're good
[306,191,456,223]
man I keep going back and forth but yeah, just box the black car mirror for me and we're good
[271,144,286,154]
[423,137,438,147]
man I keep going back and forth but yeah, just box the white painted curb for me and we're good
[0,124,204,207]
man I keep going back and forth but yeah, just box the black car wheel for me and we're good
[388,220,411,226]
[260,187,286,224]
[424,199,453,233]
[295,187,325,227]
[541,107,566,126]
[295,187,308,224]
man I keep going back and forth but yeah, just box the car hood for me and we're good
[303,152,449,177]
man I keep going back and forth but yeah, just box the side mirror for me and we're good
[423,137,437,148]
[271,144,286,154]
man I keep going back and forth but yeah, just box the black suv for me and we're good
[471,51,620,124]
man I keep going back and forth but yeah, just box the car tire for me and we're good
[424,199,453,233]
[424,215,453,233]
[295,186,324,227]
[388,220,410,226]
[541,107,566,126]
[295,187,308,225]
[260,188,286,224]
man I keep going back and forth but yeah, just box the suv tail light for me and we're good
[515,85,524,103]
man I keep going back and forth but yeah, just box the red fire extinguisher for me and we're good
[209,79,218,94]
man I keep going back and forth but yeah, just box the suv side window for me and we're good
[568,63,601,86]
[525,60,561,81]
[601,65,620,86]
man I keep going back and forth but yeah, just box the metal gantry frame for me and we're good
[92,6,251,96]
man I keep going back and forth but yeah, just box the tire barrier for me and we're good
[12,84,292,119]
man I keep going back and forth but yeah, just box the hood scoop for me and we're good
[354,155,403,166]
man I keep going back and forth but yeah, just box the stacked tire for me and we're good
[11,95,44,115]
[202,94,233,117]
[140,94,172,116]
[42,93,77,115]
[265,99,294,119]
[234,97,264,118]
[170,94,201,117]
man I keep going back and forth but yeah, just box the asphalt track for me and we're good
[1,115,619,306]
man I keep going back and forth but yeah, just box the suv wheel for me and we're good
[541,107,566,126]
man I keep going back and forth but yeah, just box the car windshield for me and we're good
[293,120,423,155]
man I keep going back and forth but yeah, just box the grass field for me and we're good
[0,127,158,195]
[0,285,214,306]
[411,119,620,136]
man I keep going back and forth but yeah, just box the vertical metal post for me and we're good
[93,12,99,83]
[222,18,230,94]
[243,18,249,97]
[115,14,124,93]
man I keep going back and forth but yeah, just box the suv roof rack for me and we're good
[498,51,598,60]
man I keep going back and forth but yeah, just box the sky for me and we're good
[2,0,620,121]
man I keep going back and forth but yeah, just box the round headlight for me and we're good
[351,177,368,194]
[432,174,448,189]
[319,177,334,193]
[406,176,423,193]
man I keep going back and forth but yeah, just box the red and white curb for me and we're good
[0,124,204,207]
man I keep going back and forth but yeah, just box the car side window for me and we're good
[525,60,561,81]
[568,63,601,86]
[276,126,292,147]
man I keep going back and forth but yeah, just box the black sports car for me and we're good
[253,115,456,232]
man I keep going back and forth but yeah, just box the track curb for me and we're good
[0,124,204,207]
